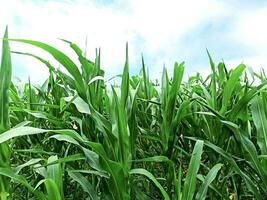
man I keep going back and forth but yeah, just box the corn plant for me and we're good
[0,28,267,199]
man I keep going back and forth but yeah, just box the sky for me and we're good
[1,0,267,83]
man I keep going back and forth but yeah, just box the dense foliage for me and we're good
[0,27,267,199]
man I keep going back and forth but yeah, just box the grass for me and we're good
[1,27,267,199]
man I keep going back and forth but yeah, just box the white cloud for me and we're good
[0,0,267,83]
[233,7,267,50]
[220,5,267,74]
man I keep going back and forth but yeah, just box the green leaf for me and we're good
[206,49,216,109]
[130,168,170,200]
[187,137,262,199]
[121,43,129,108]
[9,39,86,99]
[0,127,47,144]
[15,158,42,174]
[0,27,12,133]
[60,39,94,83]
[0,26,12,199]
[220,64,245,114]
[195,163,223,200]
[238,133,267,190]
[68,170,99,200]
[251,96,267,155]
[142,55,149,100]
[47,155,63,197]
[0,167,45,199]
[182,140,204,200]
[133,156,170,163]
[44,178,62,200]
[162,62,184,155]
[112,87,130,165]
[64,96,90,114]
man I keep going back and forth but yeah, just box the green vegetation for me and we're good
[1,28,267,199]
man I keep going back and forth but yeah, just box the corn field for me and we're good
[1,27,267,199]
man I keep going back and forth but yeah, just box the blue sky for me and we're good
[1,0,267,83]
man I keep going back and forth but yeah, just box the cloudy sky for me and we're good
[1,0,267,83]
